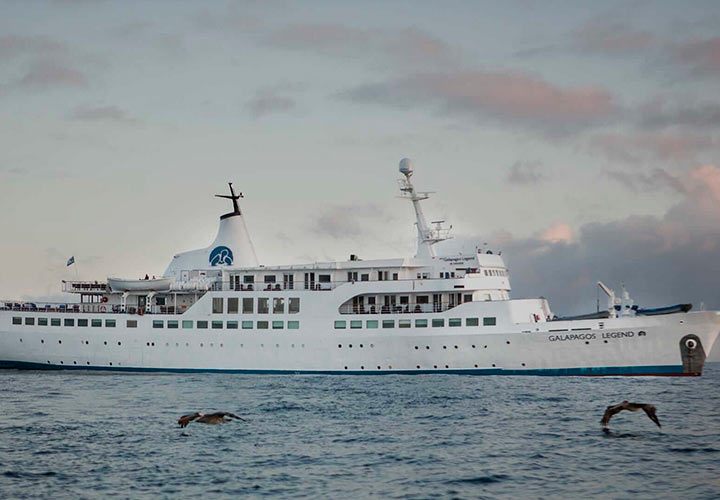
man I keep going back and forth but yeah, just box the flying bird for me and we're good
[178,411,246,428]
[601,401,661,429]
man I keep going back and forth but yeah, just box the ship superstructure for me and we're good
[1,159,718,375]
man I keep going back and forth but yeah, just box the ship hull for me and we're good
[2,309,718,376]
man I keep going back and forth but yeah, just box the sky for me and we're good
[1,0,720,358]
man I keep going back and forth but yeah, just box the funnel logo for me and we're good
[209,246,234,266]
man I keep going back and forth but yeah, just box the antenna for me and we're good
[397,158,451,259]
[215,182,244,218]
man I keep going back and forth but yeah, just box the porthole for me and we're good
[434,365,437,369]
[506,341,510,345]
[585,341,589,345]
[146,342,150,346]
[414,346,418,350]
[60,361,63,364]
[58,340,62,344]
[425,346,430,350]
[377,366,381,370]
[370,344,374,348]
[118,342,121,346]
[349,344,352,348]
[86,361,90,365]
[19,339,22,342]
[445,365,449,368]
[522,363,526,366]
[359,344,363,348]
[443,346,447,349]
[484,345,487,348]
[151,342,155,346]
[103,341,107,345]
[338,344,342,348]
[360,366,364,370]
[165,343,169,347]
[388,365,392,369]
[73,361,77,365]
[472,345,476,349]
[260,343,264,348]
[220,344,223,347]
[175,343,179,347]
[185,342,189,347]
[41,339,44,343]
[275,344,279,348]
[603,340,608,344]
[47,360,50,364]
[301,344,305,348]
[291,344,295,348]
[200,343,203,347]
[474,364,478,368]
[454,346,458,349]
[109,362,112,366]
[492,363,496,367]
[210,343,214,347]
[416,365,420,369]
[344,366,348,370]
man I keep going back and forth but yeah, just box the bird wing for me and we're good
[600,404,625,427]
[642,405,662,428]
[178,412,201,427]
[222,412,246,422]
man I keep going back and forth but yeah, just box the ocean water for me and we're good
[1,366,719,499]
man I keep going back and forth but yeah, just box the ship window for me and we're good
[334,320,346,329]
[466,317,479,327]
[168,320,178,329]
[264,275,276,283]
[432,318,444,327]
[212,321,223,329]
[361,274,369,281]
[197,321,208,329]
[91,319,102,327]
[127,320,138,328]
[417,296,429,304]
[182,320,192,329]
[227,297,238,314]
[483,317,497,326]
[64,318,74,327]
[319,274,331,283]
[350,320,362,329]
[273,297,285,314]
[464,294,473,302]
[153,320,163,329]
[392,273,398,280]
[243,275,254,283]
[212,298,223,314]
[400,296,409,305]
[289,298,300,314]
[106,319,116,328]
[449,318,461,327]
[257,321,269,330]
[78,319,88,327]
[227,321,238,329]
[272,321,284,329]
[25,317,35,326]
[399,319,411,328]
[288,321,299,330]
[38,318,48,326]
[366,320,378,329]
[242,321,253,329]
[257,298,269,314]
[415,319,428,328]
[51,318,61,326]
[382,320,394,329]
[12,317,21,325]
[156,297,166,306]
[242,298,253,314]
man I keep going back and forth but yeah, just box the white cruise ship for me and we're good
[1,159,718,376]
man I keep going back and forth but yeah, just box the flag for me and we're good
[66,256,75,267]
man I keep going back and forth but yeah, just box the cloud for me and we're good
[672,37,720,77]
[492,164,720,315]
[67,105,138,124]
[340,70,616,136]
[15,59,88,90]
[245,86,298,119]
[505,160,547,185]
[312,203,385,239]
[572,20,658,55]
[0,34,68,60]
[267,24,458,68]
[588,132,717,164]
[636,98,720,130]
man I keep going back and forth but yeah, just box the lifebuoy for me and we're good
[99,305,107,313]
[101,296,109,303]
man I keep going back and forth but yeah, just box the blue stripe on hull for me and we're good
[0,360,688,376]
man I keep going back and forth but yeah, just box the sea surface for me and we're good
[1,366,719,499]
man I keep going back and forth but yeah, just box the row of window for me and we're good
[12,317,300,330]
[211,297,300,315]
[152,319,300,330]
[14,317,117,328]
[334,317,497,329]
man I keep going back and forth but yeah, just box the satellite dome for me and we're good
[399,158,414,176]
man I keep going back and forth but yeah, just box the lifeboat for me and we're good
[107,277,173,293]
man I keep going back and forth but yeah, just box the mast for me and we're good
[215,182,243,219]
[397,158,451,259]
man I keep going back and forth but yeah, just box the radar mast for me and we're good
[397,158,452,259]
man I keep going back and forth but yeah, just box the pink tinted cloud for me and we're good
[342,70,615,135]
[538,222,573,244]
[589,132,716,163]
[17,59,87,89]
[673,37,720,76]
